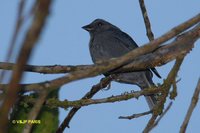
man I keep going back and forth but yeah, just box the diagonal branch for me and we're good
[56,75,114,132]
[0,27,198,75]
[0,12,198,133]
[0,0,26,82]
[151,101,173,130]
[0,0,52,132]
[22,91,48,133]
[139,0,154,41]
[119,110,152,120]
[0,22,199,94]
[0,16,199,76]
[143,57,184,133]
[180,78,200,133]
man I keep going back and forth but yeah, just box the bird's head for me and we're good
[82,19,119,34]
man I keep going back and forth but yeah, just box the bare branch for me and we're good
[0,0,52,132]
[0,82,52,92]
[0,63,89,74]
[151,102,173,130]
[56,76,114,132]
[0,28,198,75]
[119,110,152,120]
[0,1,199,132]
[0,0,25,82]
[22,91,48,133]
[0,15,199,76]
[0,22,198,96]
[143,57,184,133]
[47,87,162,109]
[143,114,157,133]
[139,0,154,41]
[180,78,200,133]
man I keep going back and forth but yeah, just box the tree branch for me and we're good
[47,87,162,109]
[0,0,25,82]
[151,102,173,130]
[0,22,199,95]
[139,0,154,41]
[56,76,114,132]
[180,78,200,133]
[0,1,52,132]
[143,57,184,133]
[0,63,89,74]
[119,110,152,120]
[0,27,198,75]
[0,16,199,75]
[22,91,48,133]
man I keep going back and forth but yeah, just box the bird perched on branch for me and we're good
[82,19,161,109]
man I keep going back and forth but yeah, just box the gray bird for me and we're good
[82,19,161,109]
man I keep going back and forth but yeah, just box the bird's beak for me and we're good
[82,24,93,31]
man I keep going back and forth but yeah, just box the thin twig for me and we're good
[139,0,154,41]
[180,78,200,133]
[119,110,152,120]
[0,1,52,132]
[139,0,162,78]
[0,63,89,74]
[22,91,48,133]
[143,57,184,133]
[151,102,173,129]
[47,87,162,109]
[56,75,114,133]
[0,0,25,82]
[143,114,157,133]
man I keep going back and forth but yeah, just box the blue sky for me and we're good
[0,1,200,133]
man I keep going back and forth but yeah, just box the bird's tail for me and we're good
[144,94,158,110]
[114,71,159,110]
[141,72,158,110]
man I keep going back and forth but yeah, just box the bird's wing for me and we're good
[112,30,139,50]
[112,30,162,78]
[95,30,138,58]
[91,31,135,60]
[109,30,162,78]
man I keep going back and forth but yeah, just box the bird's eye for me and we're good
[98,22,103,27]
